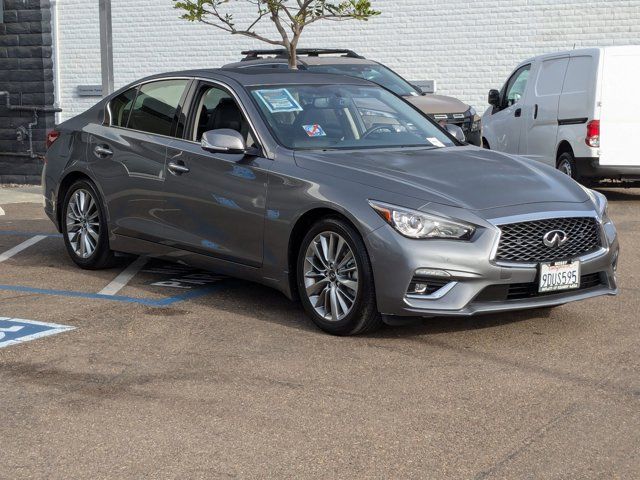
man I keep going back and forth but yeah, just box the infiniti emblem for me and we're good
[543,229,569,248]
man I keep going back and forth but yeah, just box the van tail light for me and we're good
[46,130,60,149]
[586,120,600,148]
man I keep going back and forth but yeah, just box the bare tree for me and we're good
[174,0,380,68]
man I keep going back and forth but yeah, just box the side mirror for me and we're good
[488,89,501,107]
[201,129,246,154]
[444,124,466,143]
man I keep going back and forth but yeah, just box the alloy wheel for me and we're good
[558,159,572,177]
[303,231,359,322]
[66,189,100,259]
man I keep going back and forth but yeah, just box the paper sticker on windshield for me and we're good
[255,88,303,113]
[427,137,446,148]
[303,124,326,137]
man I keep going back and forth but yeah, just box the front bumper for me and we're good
[366,215,619,317]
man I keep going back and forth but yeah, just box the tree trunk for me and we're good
[288,45,297,69]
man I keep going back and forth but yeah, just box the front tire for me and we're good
[62,179,116,269]
[296,217,382,336]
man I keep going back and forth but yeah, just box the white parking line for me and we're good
[0,206,5,216]
[98,256,148,296]
[0,235,46,263]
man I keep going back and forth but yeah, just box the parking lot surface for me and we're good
[0,187,638,479]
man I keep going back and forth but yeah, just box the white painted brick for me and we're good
[55,0,640,120]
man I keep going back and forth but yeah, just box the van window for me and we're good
[536,57,569,96]
[562,56,592,94]
[504,65,530,107]
[127,79,189,136]
[109,88,137,127]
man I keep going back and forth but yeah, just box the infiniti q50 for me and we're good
[43,69,619,335]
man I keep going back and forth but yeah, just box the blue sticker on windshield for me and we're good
[303,124,326,137]
[255,88,303,113]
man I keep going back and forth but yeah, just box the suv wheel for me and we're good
[296,217,382,335]
[62,179,116,269]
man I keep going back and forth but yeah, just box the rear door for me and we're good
[88,79,191,240]
[599,47,640,166]
[486,64,531,153]
[161,80,271,267]
[519,55,569,165]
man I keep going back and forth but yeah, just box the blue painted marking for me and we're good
[0,283,225,307]
[0,317,75,349]
[0,230,62,238]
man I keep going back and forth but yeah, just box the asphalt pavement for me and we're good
[0,186,638,479]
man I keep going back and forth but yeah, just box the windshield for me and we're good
[249,84,455,151]
[306,63,420,96]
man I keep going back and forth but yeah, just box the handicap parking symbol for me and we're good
[0,317,75,349]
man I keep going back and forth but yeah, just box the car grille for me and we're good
[474,272,605,302]
[495,217,601,263]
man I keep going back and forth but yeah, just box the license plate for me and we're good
[539,261,580,293]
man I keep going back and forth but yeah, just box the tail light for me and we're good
[586,120,600,148]
[46,130,60,149]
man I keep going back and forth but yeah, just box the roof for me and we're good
[223,56,377,69]
[137,67,374,88]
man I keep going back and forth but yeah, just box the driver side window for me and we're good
[503,64,531,108]
[192,84,255,147]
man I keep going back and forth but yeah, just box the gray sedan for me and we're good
[43,69,619,335]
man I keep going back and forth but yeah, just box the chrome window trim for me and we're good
[487,210,607,267]
[104,75,268,155]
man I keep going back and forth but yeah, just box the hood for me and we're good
[294,147,590,211]
[404,94,470,115]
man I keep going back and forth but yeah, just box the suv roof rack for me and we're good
[241,48,365,61]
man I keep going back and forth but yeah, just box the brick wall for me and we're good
[0,0,54,184]
[56,0,640,122]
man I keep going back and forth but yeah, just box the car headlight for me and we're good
[581,185,610,223]
[369,200,475,240]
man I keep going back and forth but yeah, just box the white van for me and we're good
[482,46,640,184]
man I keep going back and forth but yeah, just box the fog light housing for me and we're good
[407,270,453,297]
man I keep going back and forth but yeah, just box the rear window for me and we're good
[108,88,137,127]
[126,80,189,136]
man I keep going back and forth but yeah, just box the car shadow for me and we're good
[187,278,555,337]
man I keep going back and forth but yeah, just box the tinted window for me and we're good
[128,80,189,136]
[109,88,137,127]
[504,65,530,107]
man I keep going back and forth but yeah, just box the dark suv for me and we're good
[223,49,482,146]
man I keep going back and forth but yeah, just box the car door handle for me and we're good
[93,145,113,157]
[514,108,522,117]
[168,161,190,175]
[533,104,539,119]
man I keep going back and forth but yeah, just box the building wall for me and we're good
[55,0,640,122]
[0,0,55,184]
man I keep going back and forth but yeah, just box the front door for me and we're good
[486,64,531,153]
[162,82,271,267]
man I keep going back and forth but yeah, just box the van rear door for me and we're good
[519,55,569,166]
[599,47,640,166]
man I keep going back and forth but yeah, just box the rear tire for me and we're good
[61,179,116,270]
[557,151,579,180]
[296,217,382,336]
